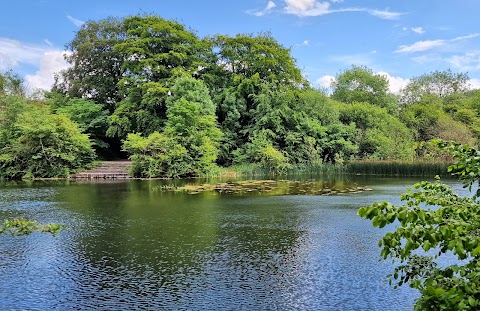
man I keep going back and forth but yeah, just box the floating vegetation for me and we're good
[153,179,373,196]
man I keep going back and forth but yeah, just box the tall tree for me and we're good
[210,33,307,164]
[332,65,397,113]
[53,17,126,111]
[107,15,212,138]
[123,76,222,178]
[400,69,470,105]
[212,32,305,87]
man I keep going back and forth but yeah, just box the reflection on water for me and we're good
[0,176,449,310]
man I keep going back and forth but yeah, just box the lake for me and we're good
[0,175,461,310]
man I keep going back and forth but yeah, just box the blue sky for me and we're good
[1,0,479,92]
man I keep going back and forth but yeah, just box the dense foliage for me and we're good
[359,141,480,310]
[0,93,95,179]
[122,77,222,177]
[2,14,480,178]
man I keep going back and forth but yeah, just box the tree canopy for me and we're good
[332,65,397,113]
[401,70,470,105]
[3,14,480,179]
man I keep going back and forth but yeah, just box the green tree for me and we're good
[0,97,95,179]
[210,33,307,164]
[107,15,212,139]
[122,132,190,178]
[400,96,476,157]
[212,32,305,87]
[123,77,222,177]
[332,66,398,113]
[235,131,291,174]
[240,86,356,164]
[401,69,470,105]
[443,90,480,142]
[359,141,480,310]
[53,17,126,110]
[0,70,25,96]
[338,102,414,159]
[48,93,110,153]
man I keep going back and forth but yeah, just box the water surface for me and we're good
[0,175,457,310]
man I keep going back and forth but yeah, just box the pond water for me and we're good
[0,175,462,310]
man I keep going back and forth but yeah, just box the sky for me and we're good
[1,0,480,93]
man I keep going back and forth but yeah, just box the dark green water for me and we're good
[0,175,460,310]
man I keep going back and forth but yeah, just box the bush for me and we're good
[0,98,95,179]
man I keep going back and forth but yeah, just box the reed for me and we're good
[200,160,452,178]
[344,160,452,177]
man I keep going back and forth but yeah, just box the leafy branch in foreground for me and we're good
[359,140,480,310]
[0,218,62,236]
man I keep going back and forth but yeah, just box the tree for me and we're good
[238,86,357,164]
[338,102,414,159]
[235,131,291,174]
[0,70,25,96]
[212,32,305,87]
[400,96,476,158]
[123,76,222,177]
[0,97,95,179]
[332,66,398,113]
[122,132,190,178]
[163,77,222,173]
[359,140,480,310]
[48,93,110,154]
[401,69,470,105]
[106,15,212,139]
[210,33,307,165]
[53,17,126,110]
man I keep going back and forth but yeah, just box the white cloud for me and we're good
[284,0,331,16]
[282,0,403,19]
[368,9,402,20]
[67,14,85,27]
[0,38,46,70]
[0,37,69,93]
[376,71,409,94]
[411,54,442,64]
[316,75,335,89]
[247,1,277,16]
[25,51,69,92]
[411,27,425,34]
[452,33,480,41]
[396,40,445,53]
[396,33,479,53]
[447,51,480,71]
[44,39,54,47]
[303,40,310,45]
[470,78,480,90]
